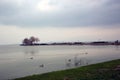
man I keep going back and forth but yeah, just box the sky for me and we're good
[0,0,120,44]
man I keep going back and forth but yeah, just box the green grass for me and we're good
[14,59,120,80]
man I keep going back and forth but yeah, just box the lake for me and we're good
[0,45,120,80]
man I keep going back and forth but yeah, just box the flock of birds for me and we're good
[29,52,88,68]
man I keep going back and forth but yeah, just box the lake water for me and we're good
[0,45,120,80]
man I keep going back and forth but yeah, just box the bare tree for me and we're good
[29,36,36,44]
[23,38,30,45]
[22,36,40,45]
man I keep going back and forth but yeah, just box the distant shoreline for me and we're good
[20,41,120,46]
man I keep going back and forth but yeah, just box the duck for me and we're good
[39,64,44,67]
[30,57,33,59]
[68,59,71,62]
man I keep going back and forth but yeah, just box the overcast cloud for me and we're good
[0,0,120,44]
[0,0,120,27]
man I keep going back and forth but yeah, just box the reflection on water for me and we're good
[115,45,119,51]
[23,46,39,55]
[0,45,120,80]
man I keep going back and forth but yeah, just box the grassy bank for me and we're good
[14,59,120,80]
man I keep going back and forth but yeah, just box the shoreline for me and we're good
[14,59,120,80]
[21,40,120,46]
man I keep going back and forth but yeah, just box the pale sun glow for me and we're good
[37,0,58,12]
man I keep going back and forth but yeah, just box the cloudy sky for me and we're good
[0,0,120,44]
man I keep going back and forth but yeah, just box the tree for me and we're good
[22,36,40,45]
[23,38,30,45]
[29,36,36,44]
[35,37,40,43]
[29,36,40,44]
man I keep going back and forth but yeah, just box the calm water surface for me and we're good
[0,45,120,80]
